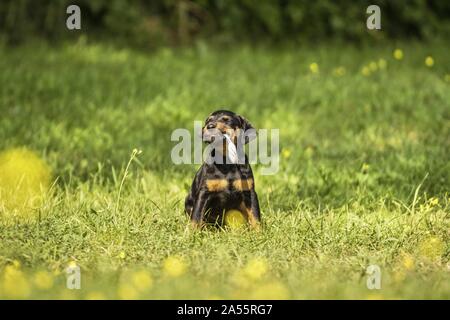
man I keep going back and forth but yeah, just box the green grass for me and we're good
[0,40,449,299]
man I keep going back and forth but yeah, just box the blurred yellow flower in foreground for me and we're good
[366,293,384,300]
[242,258,268,281]
[86,291,106,300]
[445,74,450,82]
[425,56,434,67]
[428,197,439,207]
[378,59,387,69]
[117,284,139,300]
[33,271,54,290]
[249,281,289,300]
[418,236,444,260]
[333,66,346,76]
[393,49,403,60]
[309,62,319,74]
[163,256,187,278]
[361,66,371,76]
[0,148,52,217]
[131,270,153,291]
[400,253,415,271]
[1,265,31,298]
[281,148,292,159]
[369,61,378,72]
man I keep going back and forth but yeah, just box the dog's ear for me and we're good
[238,115,257,143]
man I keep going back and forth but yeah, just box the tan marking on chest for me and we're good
[232,178,254,191]
[206,179,229,192]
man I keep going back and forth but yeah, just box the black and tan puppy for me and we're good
[185,110,261,229]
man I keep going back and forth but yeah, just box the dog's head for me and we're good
[202,110,256,145]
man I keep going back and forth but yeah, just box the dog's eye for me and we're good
[221,116,230,122]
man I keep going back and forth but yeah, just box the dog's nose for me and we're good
[207,123,216,129]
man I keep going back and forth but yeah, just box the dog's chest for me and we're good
[204,166,253,193]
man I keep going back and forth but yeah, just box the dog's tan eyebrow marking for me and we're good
[206,179,228,192]
[232,178,254,191]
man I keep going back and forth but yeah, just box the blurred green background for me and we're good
[1,0,450,47]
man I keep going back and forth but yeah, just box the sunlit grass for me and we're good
[0,41,448,299]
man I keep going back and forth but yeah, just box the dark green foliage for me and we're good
[1,0,450,46]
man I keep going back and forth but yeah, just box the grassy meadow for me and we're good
[0,40,449,299]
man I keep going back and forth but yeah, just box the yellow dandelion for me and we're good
[366,293,384,300]
[163,256,187,278]
[85,291,106,300]
[0,148,52,217]
[333,66,346,76]
[361,66,371,76]
[2,265,31,298]
[378,59,387,69]
[12,260,21,269]
[361,163,370,173]
[33,271,54,290]
[400,254,415,271]
[224,209,246,229]
[131,270,153,291]
[117,284,139,300]
[309,62,319,74]
[425,56,434,67]
[281,148,292,159]
[242,258,268,281]
[418,236,444,260]
[369,61,378,72]
[445,74,450,82]
[118,251,126,259]
[428,197,439,207]
[393,49,403,60]
[249,281,289,300]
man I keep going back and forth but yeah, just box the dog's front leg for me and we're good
[240,190,262,230]
[190,190,208,229]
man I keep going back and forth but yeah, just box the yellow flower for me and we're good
[309,62,319,74]
[428,197,439,207]
[163,256,187,277]
[67,261,78,268]
[131,270,153,291]
[12,260,21,269]
[418,236,444,260]
[0,148,52,217]
[366,293,384,300]
[86,291,106,300]
[425,56,434,67]
[393,49,403,60]
[378,59,387,69]
[361,163,370,173]
[361,66,371,76]
[224,209,246,229]
[400,254,415,271]
[2,265,31,298]
[445,74,450,82]
[333,66,346,76]
[282,148,292,159]
[369,61,378,72]
[118,251,126,259]
[117,284,139,300]
[242,258,268,281]
[249,281,289,300]
[33,271,54,290]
